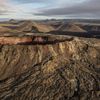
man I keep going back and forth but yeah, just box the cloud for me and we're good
[35,0,100,18]
[0,0,8,14]
[12,0,50,4]
[0,0,100,19]
[0,0,14,15]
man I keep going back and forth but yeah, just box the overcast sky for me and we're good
[0,0,100,19]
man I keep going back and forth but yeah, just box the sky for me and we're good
[0,0,100,20]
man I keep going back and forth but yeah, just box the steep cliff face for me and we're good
[0,37,100,100]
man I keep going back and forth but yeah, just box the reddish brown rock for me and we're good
[0,37,32,44]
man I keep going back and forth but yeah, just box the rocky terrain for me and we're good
[1,20,100,33]
[0,20,100,100]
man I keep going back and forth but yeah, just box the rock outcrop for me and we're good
[0,36,100,100]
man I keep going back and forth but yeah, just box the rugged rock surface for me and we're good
[0,37,32,45]
[0,36,100,100]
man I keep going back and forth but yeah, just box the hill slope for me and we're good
[0,36,100,100]
[57,23,86,32]
[11,21,55,33]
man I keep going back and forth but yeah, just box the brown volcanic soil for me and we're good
[0,36,100,100]
[1,21,100,33]
[33,22,55,32]
[15,21,38,32]
[0,25,20,34]
[57,23,86,32]
[0,26,12,33]
[13,21,55,33]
